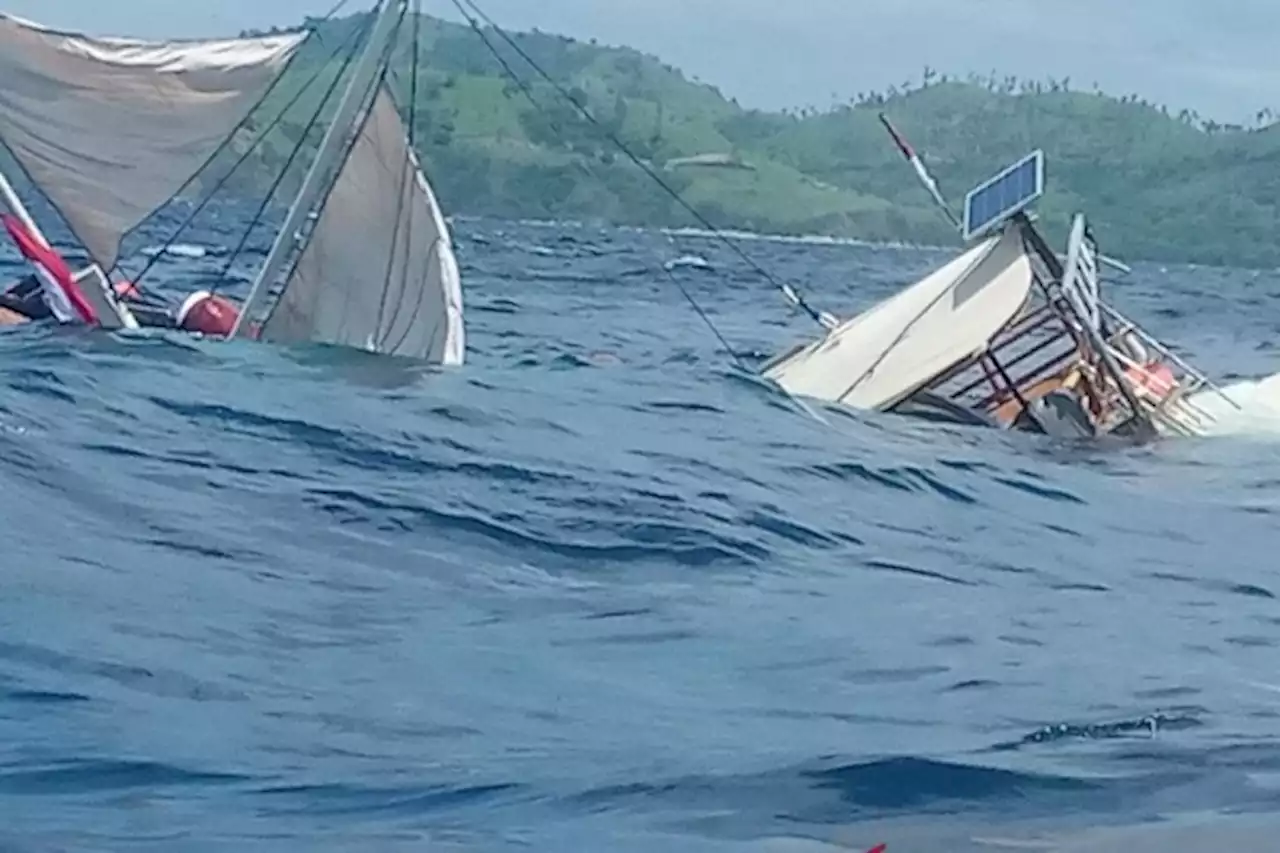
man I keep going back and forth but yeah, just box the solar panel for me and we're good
[962,150,1044,242]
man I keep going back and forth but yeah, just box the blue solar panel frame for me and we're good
[962,150,1045,242]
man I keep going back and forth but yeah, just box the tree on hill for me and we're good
[226,12,1280,268]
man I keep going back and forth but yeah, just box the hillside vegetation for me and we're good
[232,12,1280,267]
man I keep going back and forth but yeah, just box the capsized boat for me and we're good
[0,1,464,364]
[761,150,1238,440]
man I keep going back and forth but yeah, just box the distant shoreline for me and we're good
[449,214,1267,274]
[220,12,1280,270]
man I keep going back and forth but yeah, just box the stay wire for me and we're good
[373,1,422,340]
[448,0,829,332]
[450,1,748,369]
[209,15,377,294]
[265,5,412,331]
[127,0,359,291]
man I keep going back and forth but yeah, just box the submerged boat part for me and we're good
[248,87,465,364]
[762,150,1240,440]
[761,226,1032,412]
[0,2,467,366]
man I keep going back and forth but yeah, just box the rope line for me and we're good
[208,16,376,294]
[448,0,752,369]
[127,0,362,290]
[449,0,831,334]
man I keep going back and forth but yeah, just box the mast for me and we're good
[230,0,404,339]
[877,113,1132,275]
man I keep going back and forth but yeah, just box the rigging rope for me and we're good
[447,0,750,369]
[373,0,423,343]
[124,0,358,290]
[252,3,411,336]
[209,15,377,295]
[448,0,834,340]
[381,1,455,357]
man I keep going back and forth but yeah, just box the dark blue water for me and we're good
[6,208,1280,851]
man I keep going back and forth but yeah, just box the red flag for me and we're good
[2,214,98,325]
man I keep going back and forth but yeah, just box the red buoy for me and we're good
[176,290,239,337]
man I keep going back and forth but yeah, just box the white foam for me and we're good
[1188,372,1280,437]
[141,243,211,259]
[664,254,713,272]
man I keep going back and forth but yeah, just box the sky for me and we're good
[13,0,1280,123]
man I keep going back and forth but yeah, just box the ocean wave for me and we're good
[3,217,1280,851]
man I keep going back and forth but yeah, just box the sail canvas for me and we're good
[0,14,303,268]
[260,85,465,364]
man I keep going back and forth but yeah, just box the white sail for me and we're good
[763,224,1033,410]
[259,85,465,364]
[0,14,303,268]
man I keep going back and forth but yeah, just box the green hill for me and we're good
[231,13,1280,268]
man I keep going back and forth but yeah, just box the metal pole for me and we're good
[878,112,1132,275]
[230,0,404,339]
[0,168,138,329]
[0,169,50,249]
[1021,215,1155,439]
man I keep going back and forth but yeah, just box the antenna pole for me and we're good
[878,113,958,229]
[231,0,405,339]
[877,112,1132,275]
